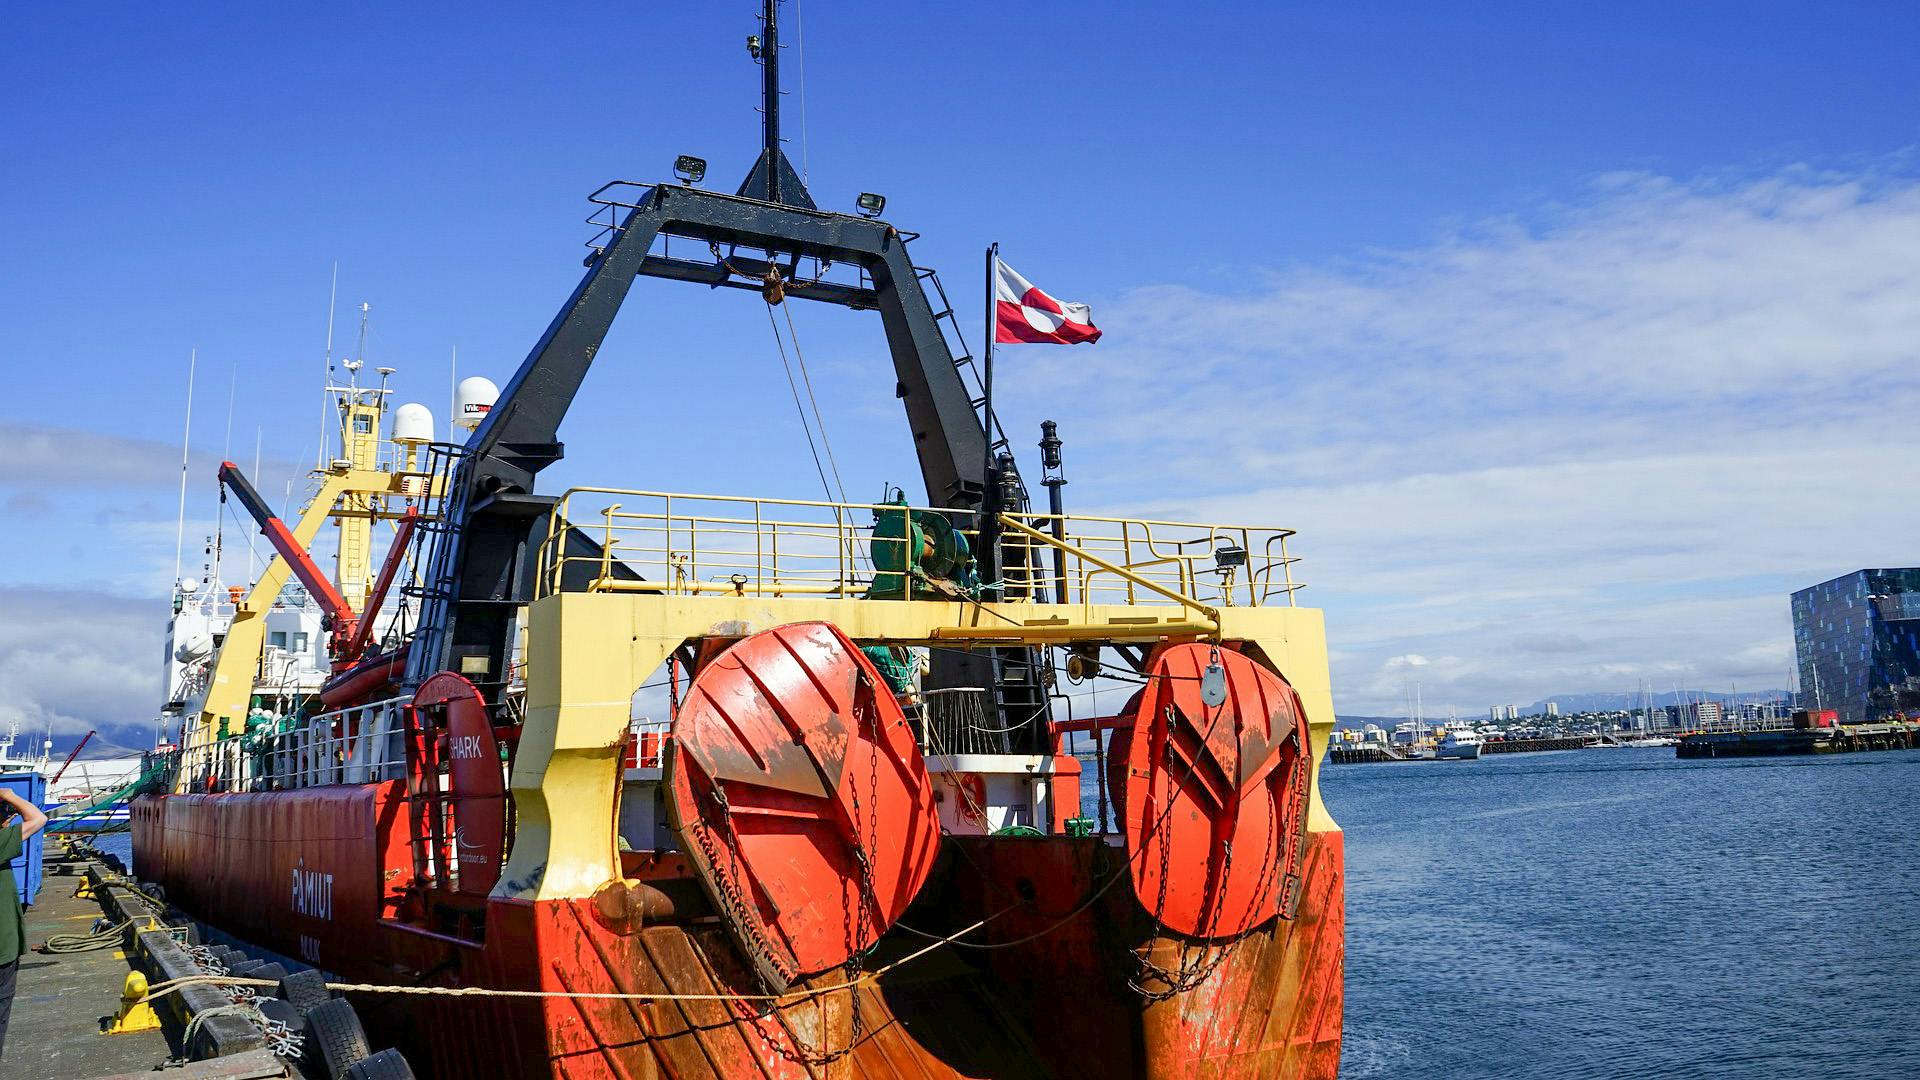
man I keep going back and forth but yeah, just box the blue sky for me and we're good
[3,2,1918,748]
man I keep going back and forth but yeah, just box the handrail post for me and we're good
[546,493,569,596]
[597,503,621,589]
[663,495,675,593]
[1282,534,1296,607]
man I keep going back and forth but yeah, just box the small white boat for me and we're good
[1620,736,1679,748]
[1435,728,1484,760]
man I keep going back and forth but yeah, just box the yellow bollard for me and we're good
[100,971,161,1035]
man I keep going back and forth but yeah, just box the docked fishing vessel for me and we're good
[131,7,1345,1077]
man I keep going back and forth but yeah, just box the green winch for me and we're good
[867,492,982,600]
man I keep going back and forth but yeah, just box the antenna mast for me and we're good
[319,262,338,469]
[739,0,815,210]
[760,0,782,206]
[172,348,197,589]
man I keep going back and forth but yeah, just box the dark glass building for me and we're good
[1790,568,1920,724]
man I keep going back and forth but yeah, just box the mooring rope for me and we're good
[134,907,1012,1009]
[43,917,136,953]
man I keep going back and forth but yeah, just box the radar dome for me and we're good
[392,402,434,444]
[455,377,499,433]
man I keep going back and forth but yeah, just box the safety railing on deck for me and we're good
[998,511,1300,608]
[166,696,409,794]
[266,697,410,788]
[535,487,1301,609]
[170,723,251,794]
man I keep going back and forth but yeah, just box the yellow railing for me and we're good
[535,487,1302,609]
[998,511,1299,608]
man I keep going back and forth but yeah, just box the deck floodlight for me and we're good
[674,155,708,184]
[746,34,762,60]
[1213,542,1248,570]
[856,192,887,218]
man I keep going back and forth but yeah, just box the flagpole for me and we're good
[981,242,1000,594]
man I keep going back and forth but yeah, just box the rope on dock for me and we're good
[43,917,137,953]
[135,907,1009,1009]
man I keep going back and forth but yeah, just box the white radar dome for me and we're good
[391,402,434,444]
[455,377,499,433]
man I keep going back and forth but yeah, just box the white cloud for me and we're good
[1002,162,1920,714]
[0,587,164,752]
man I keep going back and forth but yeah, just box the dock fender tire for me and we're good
[343,1049,417,1080]
[248,962,288,983]
[209,945,245,968]
[230,958,268,977]
[256,996,305,1034]
[306,998,373,1079]
[278,968,333,1015]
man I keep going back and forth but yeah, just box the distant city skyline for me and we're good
[1343,685,1793,726]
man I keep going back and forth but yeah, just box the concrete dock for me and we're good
[8,845,173,1079]
[5,843,298,1080]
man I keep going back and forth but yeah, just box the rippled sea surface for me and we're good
[1321,746,1920,1080]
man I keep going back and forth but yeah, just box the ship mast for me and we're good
[758,0,781,205]
[738,0,815,209]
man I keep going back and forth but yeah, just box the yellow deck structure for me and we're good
[187,373,437,748]
[499,487,1337,902]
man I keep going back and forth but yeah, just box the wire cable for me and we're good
[779,300,847,503]
[764,302,837,504]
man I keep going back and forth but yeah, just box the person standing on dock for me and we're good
[0,787,47,1066]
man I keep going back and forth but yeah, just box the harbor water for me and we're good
[1322,746,1920,1079]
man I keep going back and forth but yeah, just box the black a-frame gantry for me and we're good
[409,2,1041,730]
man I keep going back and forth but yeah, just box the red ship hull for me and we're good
[134,786,1341,1079]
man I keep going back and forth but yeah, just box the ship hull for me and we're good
[134,788,1342,1079]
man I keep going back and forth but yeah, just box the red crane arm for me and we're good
[218,461,358,642]
[345,507,420,661]
[49,730,94,786]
